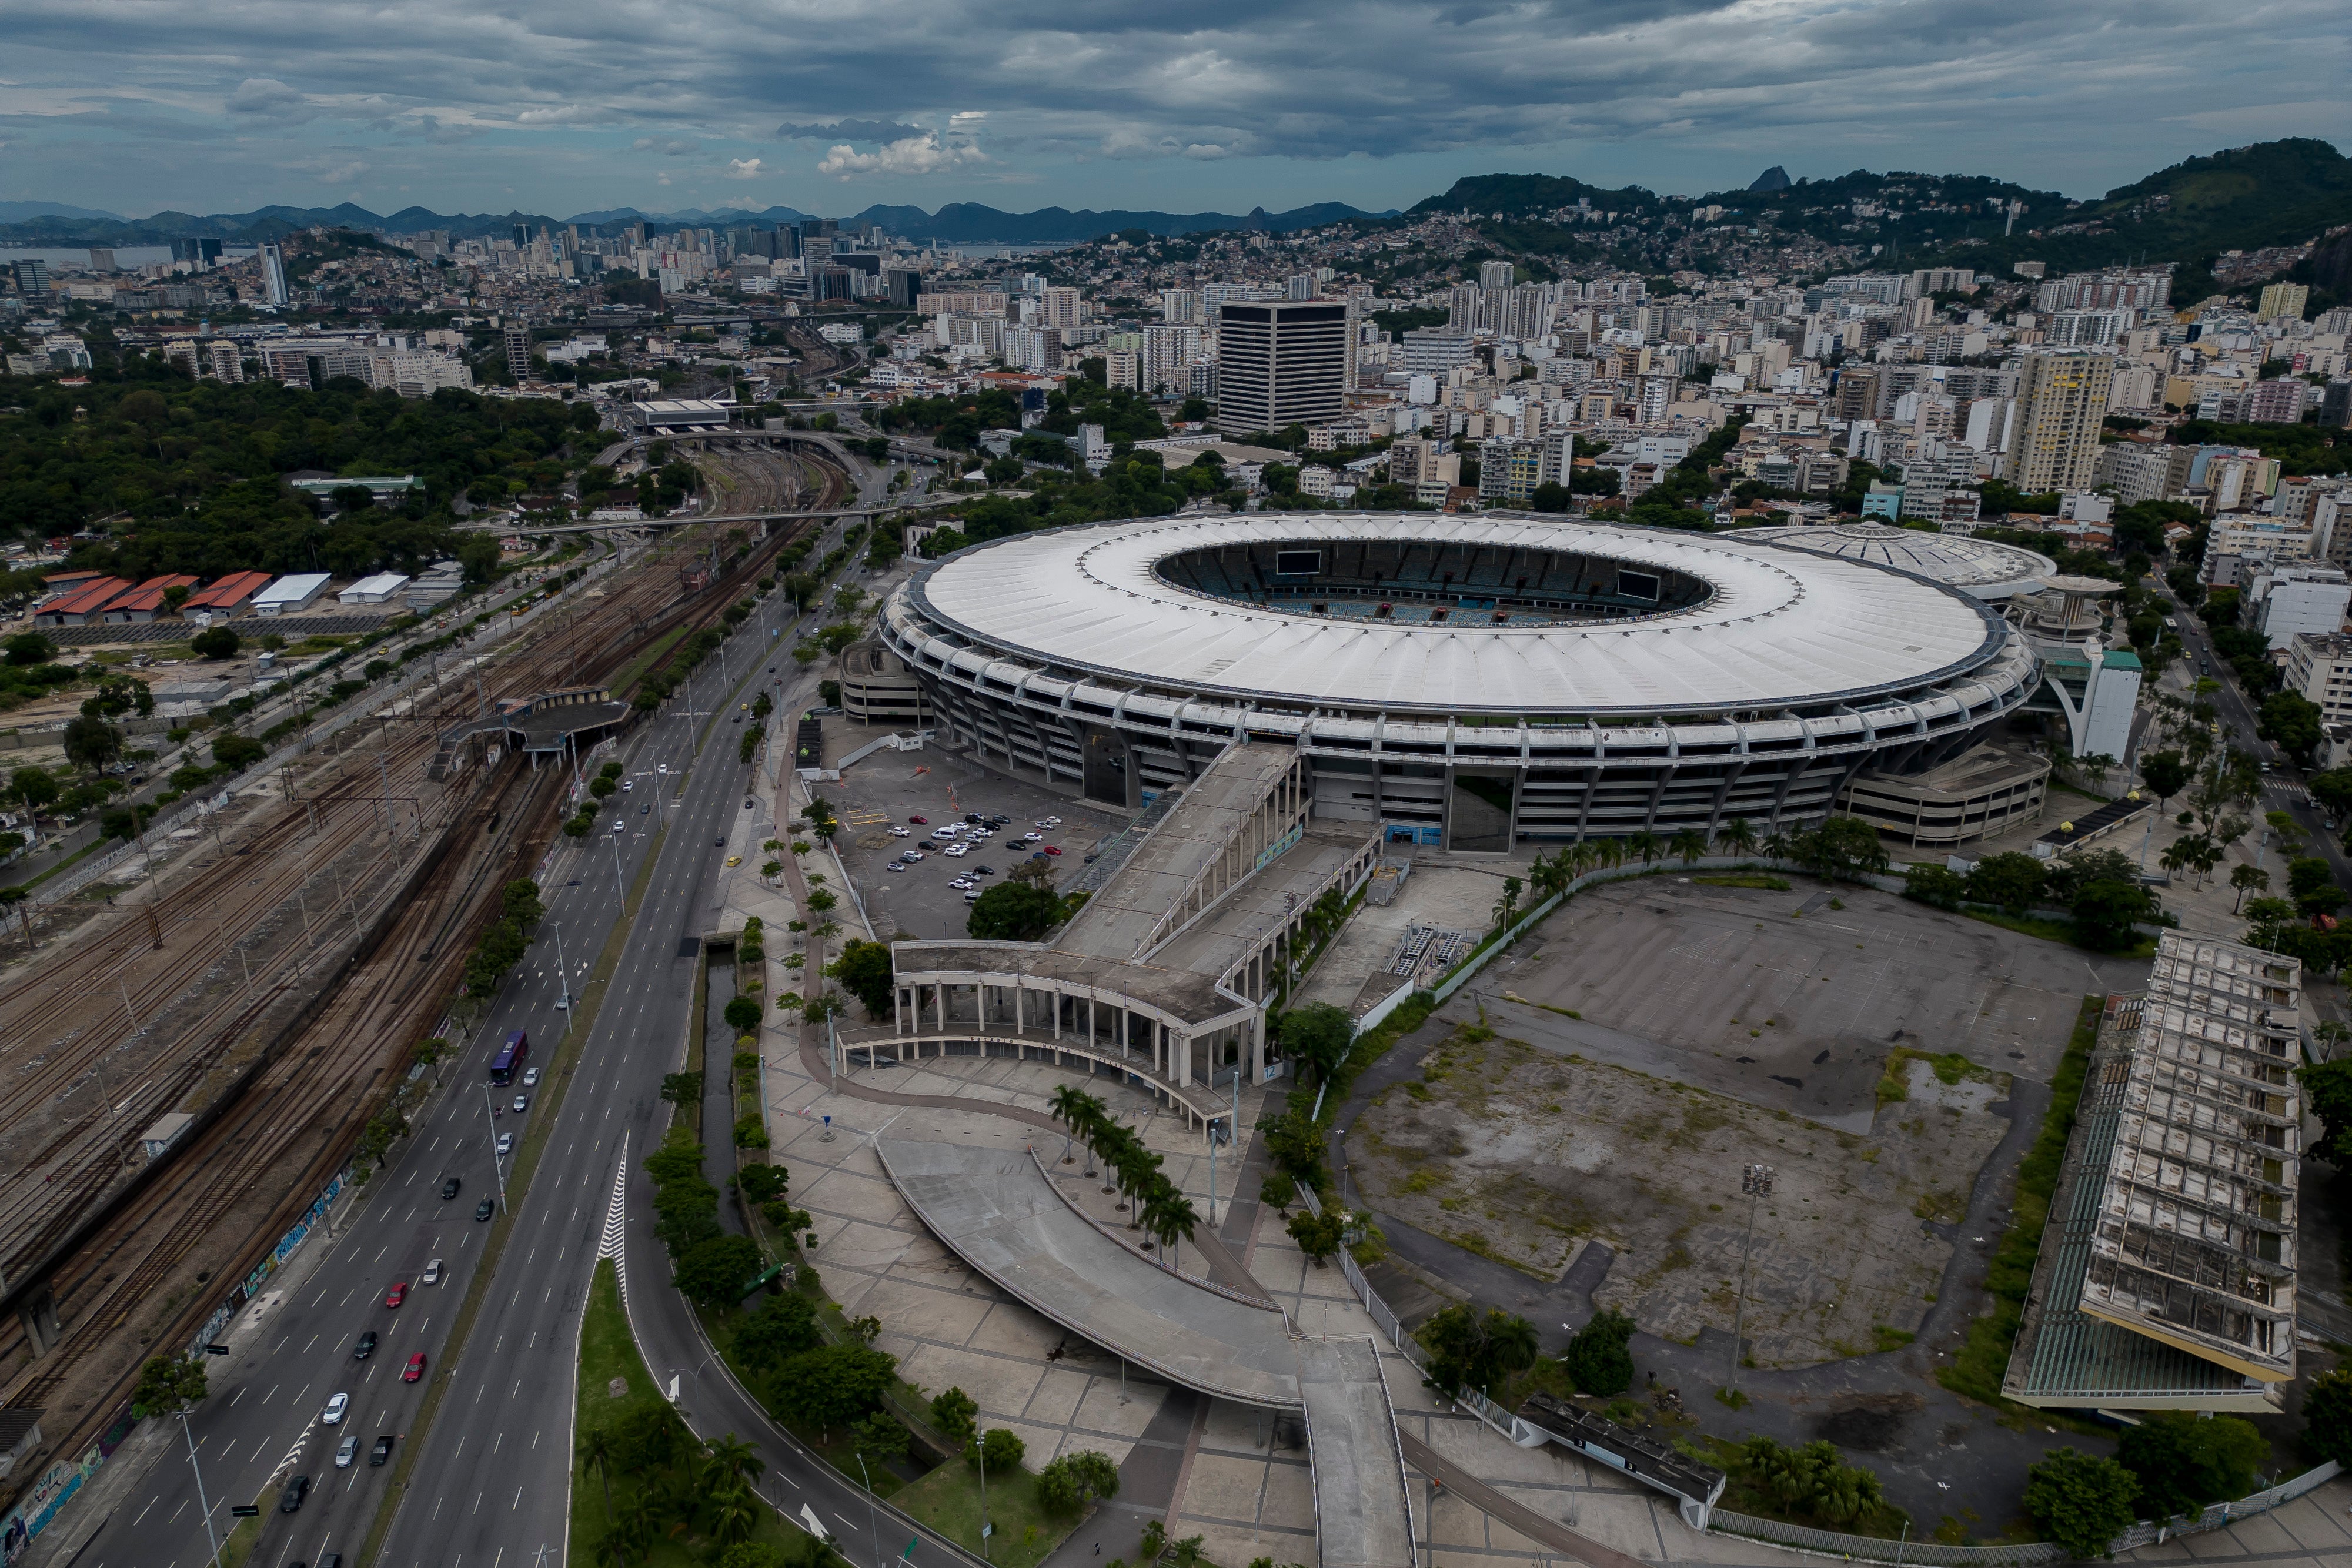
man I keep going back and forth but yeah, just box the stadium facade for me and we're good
[874,513,2044,848]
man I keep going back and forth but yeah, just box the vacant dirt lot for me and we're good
[1349,1022,2012,1368]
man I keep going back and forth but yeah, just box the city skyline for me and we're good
[5,0,2348,220]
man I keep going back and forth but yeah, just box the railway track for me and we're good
[0,493,839,1435]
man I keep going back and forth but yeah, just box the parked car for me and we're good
[908,815,928,824]
[1043,845,1063,857]
[403,1353,427,1383]
[888,825,910,837]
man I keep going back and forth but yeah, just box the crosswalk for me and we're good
[2264,780,2314,804]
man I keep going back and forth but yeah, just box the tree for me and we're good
[2259,691,2325,765]
[2230,862,2271,913]
[828,939,896,1019]
[851,1412,910,1466]
[724,996,763,1032]
[739,1162,789,1203]
[62,714,122,775]
[705,1432,767,1490]
[1964,851,2046,915]
[2024,1447,2139,1560]
[977,1426,1025,1476]
[735,1291,823,1371]
[673,1233,764,1308]
[1418,1305,1541,1399]
[770,1343,899,1439]
[502,878,545,927]
[2072,876,2159,951]
[2116,1410,2268,1520]
[2290,856,2346,916]
[1038,1449,1121,1513]
[190,626,241,659]
[1276,1002,1354,1089]
[1287,1206,1345,1263]
[2297,1058,2352,1164]
[1791,815,1889,881]
[82,672,153,720]
[133,1354,208,1416]
[580,1426,619,1536]
[659,1071,704,1108]
[2140,750,2191,809]
[3,632,56,666]
[9,767,58,825]
[967,880,1062,941]
[930,1385,978,1447]
[1563,1307,1638,1398]
[1901,863,1965,910]
[1671,828,1708,866]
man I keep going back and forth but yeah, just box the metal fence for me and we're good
[1706,1512,2065,1567]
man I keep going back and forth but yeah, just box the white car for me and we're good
[496,1132,514,1157]
[944,844,968,857]
[1045,815,1063,826]
[1034,819,1053,828]
[887,825,910,837]
[1023,831,1044,844]
[323,1392,349,1426]
[422,1257,443,1285]
[335,1433,360,1469]
[886,862,906,873]
[622,779,633,791]
[930,826,959,840]
[902,849,924,860]
[522,1067,540,1087]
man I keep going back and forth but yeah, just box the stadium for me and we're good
[873,513,2044,848]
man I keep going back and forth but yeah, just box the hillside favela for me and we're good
[2,10,2352,1568]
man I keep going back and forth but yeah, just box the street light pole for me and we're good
[1723,1163,1773,1403]
[179,1410,226,1568]
[855,1453,883,1568]
[553,922,571,1012]
[485,1086,508,1212]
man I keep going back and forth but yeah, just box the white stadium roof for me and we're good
[908,514,2009,717]
[1732,521,2057,599]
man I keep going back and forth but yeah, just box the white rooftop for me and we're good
[908,513,2007,716]
[1735,522,2057,599]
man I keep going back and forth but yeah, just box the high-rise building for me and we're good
[2007,352,2114,494]
[2323,379,2352,431]
[503,325,532,382]
[1215,301,1348,436]
[1478,259,1515,291]
[2256,282,2310,323]
[260,243,290,307]
[87,248,116,273]
[1037,287,1085,329]
[170,238,223,268]
[1160,289,1201,325]
[1141,324,1204,394]
[10,259,51,303]
[1287,273,1317,300]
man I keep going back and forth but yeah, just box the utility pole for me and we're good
[485,1086,509,1212]
[180,1410,226,1568]
[554,922,571,1011]
[1723,1163,1773,1403]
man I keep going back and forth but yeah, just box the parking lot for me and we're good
[817,737,1136,941]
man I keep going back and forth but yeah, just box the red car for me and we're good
[384,1282,407,1308]
[908,815,927,824]
[1043,845,1062,856]
[402,1353,427,1383]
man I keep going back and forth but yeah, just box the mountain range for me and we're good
[2,139,2346,280]
[0,198,1389,248]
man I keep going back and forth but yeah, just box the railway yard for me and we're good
[0,440,854,1506]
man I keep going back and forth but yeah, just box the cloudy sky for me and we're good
[4,0,2348,220]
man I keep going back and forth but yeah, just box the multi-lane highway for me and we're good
[95,459,899,1568]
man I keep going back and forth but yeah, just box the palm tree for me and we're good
[1490,875,1522,930]
[709,1482,760,1548]
[580,1427,619,1536]
[1048,1084,1093,1164]
[1720,816,1758,859]
[704,1433,765,1489]
[1670,828,1707,866]
[1629,830,1662,867]
[1153,1190,1201,1273]
[1115,1144,1161,1226]
[1762,832,1793,867]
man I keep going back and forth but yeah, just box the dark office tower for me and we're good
[1214,300,1348,436]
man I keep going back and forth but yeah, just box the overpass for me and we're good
[450,504,893,536]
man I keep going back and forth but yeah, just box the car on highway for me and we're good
[280,1475,310,1513]
[623,779,633,791]
[475,1198,495,1221]
[523,1066,540,1087]
[323,1392,349,1425]
[512,1094,529,1113]
[403,1353,427,1383]
[335,1434,360,1469]
[714,836,726,847]
[370,1435,395,1466]
[385,1282,407,1308]
[731,713,742,724]
[496,1132,514,1157]
[422,1258,443,1286]
[440,1176,462,1199]
[641,802,650,814]
[353,1331,377,1360]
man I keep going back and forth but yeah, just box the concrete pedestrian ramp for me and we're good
[878,1138,1417,1568]
[877,1138,1302,1407]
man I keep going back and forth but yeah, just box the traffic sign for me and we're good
[230,1505,260,1518]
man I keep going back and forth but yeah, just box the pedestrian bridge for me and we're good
[877,1137,1415,1568]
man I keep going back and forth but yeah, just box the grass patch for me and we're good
[891,1455,1070,1568]
[1935,995,2102,1408]
[1872,1324,1917,1352]
[1874,1044,1990,1106]
[1689,1434,1912,1541]
[1694,874,1792,891]
[572,1259,805,1566]
[613,624,691,697]
[1959,909,2156,961]
[14,834,106,892]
